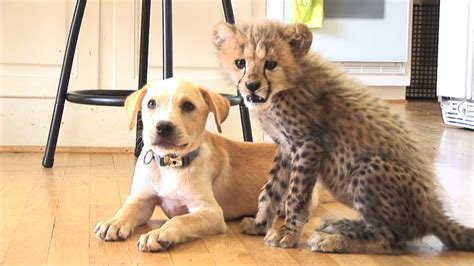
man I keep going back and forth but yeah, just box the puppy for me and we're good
[94,78,332,251]
[95,78,303,252]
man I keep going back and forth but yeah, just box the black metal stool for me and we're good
[42,0,253,168]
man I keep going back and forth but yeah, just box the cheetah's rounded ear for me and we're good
[212,22,236,50]
[282,23,313,58]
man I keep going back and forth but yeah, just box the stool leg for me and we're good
[222,0,253,142]
[42,0,87,168]
[222,0,235,23]
[239,103,253,141]
[162,0,173,79]
[134,0,152,157]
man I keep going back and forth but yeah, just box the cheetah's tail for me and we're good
[433,215,474,251]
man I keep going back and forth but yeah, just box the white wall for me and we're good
[0,0,410,149]
[0,0,266,148]
[436,0,473,100]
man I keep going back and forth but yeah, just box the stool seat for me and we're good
[66,90,135,106]
[66,90,243,107]
[42,0,252,168]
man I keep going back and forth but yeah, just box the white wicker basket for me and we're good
[440,98,474,130]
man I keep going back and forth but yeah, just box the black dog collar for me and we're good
[143,148,200,168]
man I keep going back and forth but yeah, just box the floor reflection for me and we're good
[392,100,474,226]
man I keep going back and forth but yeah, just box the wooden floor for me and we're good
[1,101,473,265]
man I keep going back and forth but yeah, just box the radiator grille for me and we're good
[406,4,440,99]
[441,99,474,130]
[340,63,404,74]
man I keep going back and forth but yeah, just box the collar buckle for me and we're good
[144,148,199,168]
[162,154,183,167]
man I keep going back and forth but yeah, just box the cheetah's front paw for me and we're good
[240,217,267,236]
[264,227,299,248]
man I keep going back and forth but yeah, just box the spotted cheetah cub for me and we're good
[212,21,474,253]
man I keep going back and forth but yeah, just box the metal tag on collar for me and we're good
[144,150,155,165]
[161,154,183,167]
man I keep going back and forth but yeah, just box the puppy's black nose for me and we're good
[156,121,175,136]
[245,81,261,92]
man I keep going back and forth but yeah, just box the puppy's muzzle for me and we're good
[156,121,175,138]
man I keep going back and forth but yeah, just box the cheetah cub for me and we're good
[212,21,474,253]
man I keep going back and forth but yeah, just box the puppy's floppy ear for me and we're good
[198,86,230,133]
[282,23,313,58]
[212,22,237,50]
[124,85,148,130]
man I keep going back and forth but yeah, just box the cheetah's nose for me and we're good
[245,81,261,92]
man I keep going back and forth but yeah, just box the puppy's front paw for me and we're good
[240,217,267,236]
[136,228,179,252]
[264,227,299,248]
[95,218,133,241]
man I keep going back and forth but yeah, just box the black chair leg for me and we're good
[222,0,235,24]
[222,0,253,142]
[134,0,152,157]
[162,0,173,79]
[42,0,88,168]
[239,104,253,141]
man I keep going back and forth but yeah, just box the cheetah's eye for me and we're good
[235,59,246,69]
[264,60,278,70]
[181,101,195,112]
[148,99,156,109]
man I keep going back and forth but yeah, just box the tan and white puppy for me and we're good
[94,78,330,252]
[94,78,276,252]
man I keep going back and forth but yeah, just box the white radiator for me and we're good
[438,0,474,129]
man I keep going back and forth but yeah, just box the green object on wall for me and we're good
[291,0,324,28]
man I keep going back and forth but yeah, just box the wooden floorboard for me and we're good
[0,101,473,265]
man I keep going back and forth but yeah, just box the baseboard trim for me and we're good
[383,99,408,103]
[0,146,134,154]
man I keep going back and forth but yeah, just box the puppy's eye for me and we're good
[235,59,246,69]
[181,101,195,112]
[265,60,278,70]
[147,99,156,109]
